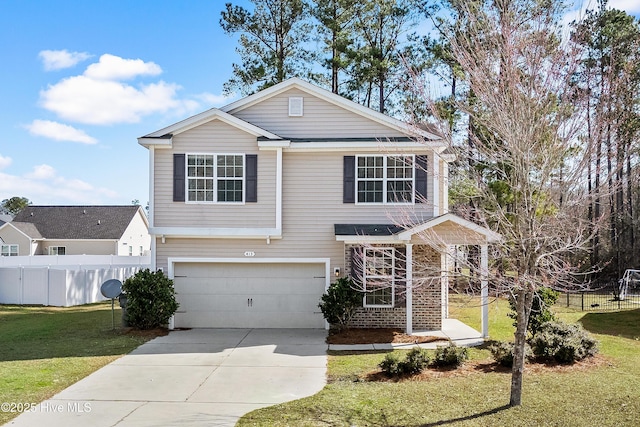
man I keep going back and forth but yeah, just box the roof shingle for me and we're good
[11,206,142,240]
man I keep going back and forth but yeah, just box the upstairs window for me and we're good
[1,244,18,256]
[186,154,244,203]
[356,155,414,204]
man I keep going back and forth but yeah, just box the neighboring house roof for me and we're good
[10,206,146,240]
[9,222,43,239]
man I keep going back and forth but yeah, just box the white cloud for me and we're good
[0,154,11,170]
[39,54,201,125]
[610,0,640,13]
[39,49,92,71]
[25,120,97,144]
[0,165,119,205]
[84,54,162,81]
[195,92,234,107]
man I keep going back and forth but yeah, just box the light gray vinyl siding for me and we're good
[232,88,409,139]
[153,119,277,228]
[155,151,435,271]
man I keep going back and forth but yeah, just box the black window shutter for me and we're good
[415,155,428,203]
[246,154,258,203]
[343,156,355,203]
[173,154,185,202]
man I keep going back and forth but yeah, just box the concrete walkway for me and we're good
[6,329,328,427]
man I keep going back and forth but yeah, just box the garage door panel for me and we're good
[173,262,327,328]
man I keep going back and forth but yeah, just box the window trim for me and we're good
[1,244,19,256]
[362,247,395,308]
[355,154,415,205]
[185,153,246,204]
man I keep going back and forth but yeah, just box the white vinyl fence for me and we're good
[0,256,151,307]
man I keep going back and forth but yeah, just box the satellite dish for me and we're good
[101,279,123,330]
[101,279,123,299]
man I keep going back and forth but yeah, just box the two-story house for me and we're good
[139,78,498,333]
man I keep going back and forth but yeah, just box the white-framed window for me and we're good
[186,154,244,203]
[356,155,414,204]
[1,244,18,256]
[139,246,143,255]
[363,247,395,307]
[128,246,133,256]
[48,246,66,255]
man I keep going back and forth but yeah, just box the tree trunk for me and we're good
[510,286,534,407]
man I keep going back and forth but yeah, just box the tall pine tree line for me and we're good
[221,0,640,281]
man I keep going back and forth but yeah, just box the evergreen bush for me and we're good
[318,277,361,330]
[431,342,469,368]
[530,321,599,364]
[121,269,179,330]
[489,340,532,367]
[379,348,430,377]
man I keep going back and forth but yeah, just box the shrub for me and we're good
[508,286,560,336]
[530,321,599,364]
[489,340,532,367]
[122,269,179,330]
[379,348,431,377]
[431,341,468,368]
[379,353,403,377]
[318,277,361,330]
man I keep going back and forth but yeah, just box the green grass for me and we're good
[0,303,156,425]
[238,297,640,427]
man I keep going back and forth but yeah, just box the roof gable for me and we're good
[221,78,443,142]
[138,108,282,148]
[11,206,146,240]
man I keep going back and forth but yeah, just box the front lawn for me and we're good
[0,303,158,425]
[238,297,640,426]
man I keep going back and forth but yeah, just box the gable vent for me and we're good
[288,97,304,117]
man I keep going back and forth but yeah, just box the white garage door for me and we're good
[173,262,327,328]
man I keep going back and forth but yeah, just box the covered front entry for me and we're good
[335,213,501,336]
[171,260,328,328]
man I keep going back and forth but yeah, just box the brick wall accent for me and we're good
[346,244,442,330]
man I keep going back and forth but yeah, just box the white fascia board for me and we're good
[139,109,283,144]
[258,140,291,149]
[221,78,443,141]
[151,227,282,239]
[335,235,405,244]
[138,136,173,148]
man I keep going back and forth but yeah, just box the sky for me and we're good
[1,0,639,208]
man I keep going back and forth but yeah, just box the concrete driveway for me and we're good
[7,329,328,427]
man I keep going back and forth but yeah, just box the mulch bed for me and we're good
[363,354,611,382]
[326,327,449,345]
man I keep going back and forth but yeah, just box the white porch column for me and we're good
[405,243,413,334]
[432,155,440,216]
[481,244,489,338]
[441,247,449,319]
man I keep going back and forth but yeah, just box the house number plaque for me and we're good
[244,251,255,257]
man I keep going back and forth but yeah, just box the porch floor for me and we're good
[328,319,484,351]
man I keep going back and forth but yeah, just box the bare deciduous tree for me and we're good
[405,0,596,406]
